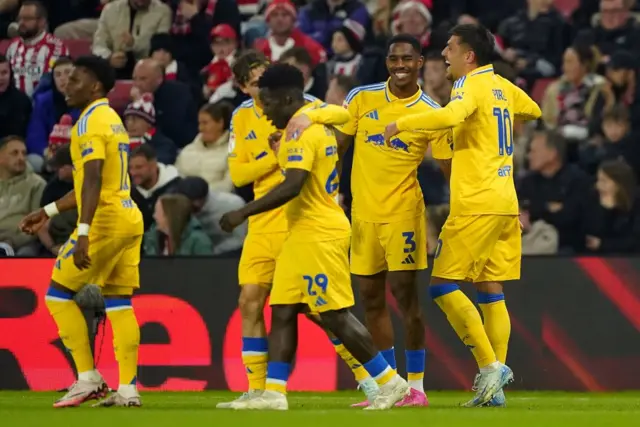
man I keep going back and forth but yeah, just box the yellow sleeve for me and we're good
[305,103,352,126]
[510,81,542,121]
[227,113,279,187]
[284,130,316,172]
[397,86,478,132]
[430,129,453,160]
[78,123,107,162]
[334,91,360,136]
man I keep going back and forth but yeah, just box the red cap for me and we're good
[265,0,297,21]
[211,24,237,41]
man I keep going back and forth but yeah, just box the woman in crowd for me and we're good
[144,194,214,256]
[584,159,640,254]
[175,101,234,192]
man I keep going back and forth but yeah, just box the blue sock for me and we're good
[363,353,395,385]
[406,349,425,391]
[381,347,397,370]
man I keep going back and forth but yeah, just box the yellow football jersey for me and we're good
[337,80,452,223]
[70,98,143,237]
[278,105,351,242]
[228,94,351,235]
[397,65,542,217]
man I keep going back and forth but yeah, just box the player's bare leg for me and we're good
[429,277,512,406]
[217,284,270,409]
[320,309,409,410]
[473,281,510,407]
[45,281,108,408]
[388,270,428,407]
[94,288,141,407]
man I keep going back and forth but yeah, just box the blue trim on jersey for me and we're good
[77,102,109,136]
[304,93,318,102]
[471,66,494,76]
[453,76,466,90]
[344,83,386,104]
[419,94,441,109]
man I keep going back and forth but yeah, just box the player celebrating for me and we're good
[220,63,410,410]
[385,24,542,407]
[328,34,453,407]
[217,50,378,409]
[19,56,144,408]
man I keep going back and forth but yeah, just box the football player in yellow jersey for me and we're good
[385,24,542,407]
[19,56,144,408]
[221,63,410,411]
[325,34,453,407]
[218,51,378,409]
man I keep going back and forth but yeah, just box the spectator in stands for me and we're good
[132,58,199,147]
[6,1,69,97]
[40,114,73,178]
[176,101,233,192]
[42,0,103,41]
[542,44,610,147]
[26,57,79,168]
[518,130,591,253]
[202,24,238,103]
[167,0,241,75]
[584,159,640,253]
[0,54,31,140]
[327,19,365,77]
[390,0,433,49]
[0,135,45,256]
[520,201,559,255]
[129,144,181,217]
[497,0,567,86]
[298,0,370,52]
[450,0,525,33]
[325,73,358,105]
[144,193,213,255]
[280,46,327,100]
[422,50,451,107]
[175,176,247,255]
[124,93,177,164]
[575,0,640,62]
[93,0,172,79]
[580,105,640,179]
[38,143,76,256]
[254,0,327,65]
[150,32,196,86]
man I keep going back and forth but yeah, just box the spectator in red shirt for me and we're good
[202,23,238,102]
[6,1,69,98]
[254,0,327,66]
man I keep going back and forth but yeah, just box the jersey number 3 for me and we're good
[492,107,513,156]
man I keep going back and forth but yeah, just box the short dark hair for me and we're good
[600,159,637,212]
[603,104,630,124]
[258,63,305,93]
[232,50,270,87]
[425,50,445,62]
[331,74,359,94]
[175,176,209,201]
[387,34,422,55]
[535,129,566,161]
[52,56,73,70]
[131,144,157,161]
[200,101,234,131]
[280,47,313,68]
[21,0,47,20]
[0,135,25,150]
[450,24,494,67]
[74,55,116,95]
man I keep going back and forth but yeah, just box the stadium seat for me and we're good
[64,39,91,58]
[555,0,579,17]
[531,78,554,104]
[108,80,133,114]
[0,39,11,55]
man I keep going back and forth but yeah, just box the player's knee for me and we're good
[238,285,268,320]
[271,305,298,327]
[319,309,349,332]
[359,285,386,313]
[474,281,503,294]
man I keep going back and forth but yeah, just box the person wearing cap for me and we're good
[328,18,365,77]
[124,92,178,164]
[297,0,371,53]
[202,23,238,101]
[173,175,247,255]
[254,0,327,66]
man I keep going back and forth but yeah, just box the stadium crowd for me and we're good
[0,0,639,258]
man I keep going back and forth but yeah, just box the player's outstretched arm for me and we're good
[306,104,352,126]
[510,81,542,121]
[395,93,478,134]
[334,129,354,174]
[19,190,77,235]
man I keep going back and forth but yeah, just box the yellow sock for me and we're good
[45,287,95,374]
[242,337,268,390]
[331,339,370,383]
[105,298,140,385]
[429,284,497,368]
[478,293,511,364]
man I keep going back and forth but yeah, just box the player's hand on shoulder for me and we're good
[384,122,399,145]
[268,131,283,154]
[19,208,48,235]
[285,114,312,141]
[220,210,246,233]
[74,236,91,270]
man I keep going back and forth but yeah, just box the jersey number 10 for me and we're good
[492,107,514,156]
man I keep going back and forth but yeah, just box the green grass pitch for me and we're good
[1,391,639,427]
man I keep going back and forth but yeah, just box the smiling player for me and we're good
[385,24,542,407]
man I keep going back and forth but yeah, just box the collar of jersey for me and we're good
[78,98,109,121]
[469,65,494,77]
[383,79,424,107]
[252,101,263,118]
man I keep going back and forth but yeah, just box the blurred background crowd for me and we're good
[0,0,639,259]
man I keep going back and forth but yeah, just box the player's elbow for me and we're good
[228,165,251,187]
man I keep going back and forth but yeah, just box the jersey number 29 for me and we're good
[492,107,513,156]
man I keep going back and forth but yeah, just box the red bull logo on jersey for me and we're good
[365,133,385,146]
[389,138,409,152]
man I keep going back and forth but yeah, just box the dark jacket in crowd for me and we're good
[134,163,181,218]
[518,164,592,253]
[579,132,640,179]
[40,0,102,32]
[26,89,81,156]
[153,80,199,148]
[133,129,178,165]
[449,0,525,32]
[0,84,32,140]
[584,193,640,253]
[575,17,640,58]
[356,46,389,86]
